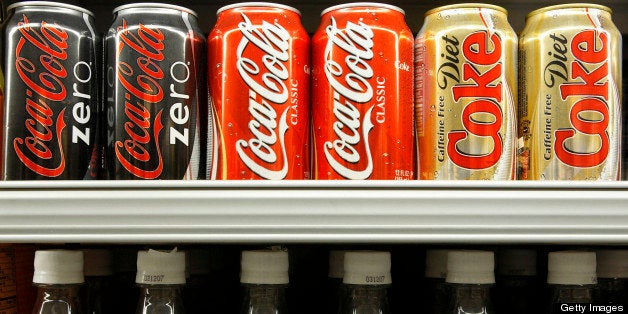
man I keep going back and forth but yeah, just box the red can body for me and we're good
[208,3,311,180]
[312,3,415,180]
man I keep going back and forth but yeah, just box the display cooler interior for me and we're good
[0,0,627,313]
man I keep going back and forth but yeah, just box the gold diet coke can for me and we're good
[518,4,622,180]
[415,4,518,180]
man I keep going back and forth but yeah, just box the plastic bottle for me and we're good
[596,250,628,305]
[0,244,17,313]
[495,249,540,314]
[423,250,449,314]
[135,249,186,314]
[83,249,114,314]
[240,250,289,314]
[32,250,83,314]
[185,248,212,314]
[328,250,345,314]
[547,251,597,314]
[114,247,139,314]
[445,250,495,314]
[341,251,392,314]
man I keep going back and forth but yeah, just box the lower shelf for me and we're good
[0,181,626,244]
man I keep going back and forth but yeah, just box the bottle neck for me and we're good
[448,283,494,314]
[548,284,595,303]
[136,284,185,314]
[33,284,82,314]
[343,284,390,314]
[240,284,288,314]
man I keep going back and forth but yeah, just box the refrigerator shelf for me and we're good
[0,180,626,244]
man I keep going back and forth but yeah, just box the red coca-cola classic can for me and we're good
[312,3,415,180]
[105,3,207,179]
[208,2,311,180]
[1,1,99,180]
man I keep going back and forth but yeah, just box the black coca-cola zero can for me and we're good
[104,3,207,180]
[1,1,99,180]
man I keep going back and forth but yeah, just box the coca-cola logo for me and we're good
[555,29,609,167]
[114,21,165,179]
[13,15,68,177]
[448,30,503,170]
[234,13,291,180]
[323,18,375,180]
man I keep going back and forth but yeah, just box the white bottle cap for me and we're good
[547,251,597,285]
[240,250,289,284]
[425,250,449,279]
[597,250,628,279]
[83,249,113,277]
[33,250,84,284]
[343,251,392,285]
[136,249,186,285]
[446,250,495,284]
[329,251,345,279]
[497,249,537,276]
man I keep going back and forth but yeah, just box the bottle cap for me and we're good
[497,249,537,276]
[33,250,84,284]
[240,250,289,284]
[343,251,392,285]
[328,250,345,279]
[547,251,596,285]
[136,249,186,285]
[83,249,113,277]
[446,250,495,284]
[113,247,137,273]
[597,250,628,278]
[425,250,449,279]
[187,249,211,276]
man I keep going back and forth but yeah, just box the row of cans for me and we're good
[0,1,621,180]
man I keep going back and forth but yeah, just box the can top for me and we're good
[217,2,300,16]
[321,2,405,16]
[527,3,612,20]
[7,1,94,17]
[113,3,198,18]
[425,3,507,17]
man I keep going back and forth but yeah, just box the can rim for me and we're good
[526,3,612,19]
[321,2,405,16]
[425,3,507,17]
[217,2,300,16]
[7,1,94,17]
[113,3,198,18]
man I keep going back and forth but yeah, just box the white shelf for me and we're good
[0,181,627,244]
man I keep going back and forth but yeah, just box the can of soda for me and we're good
[208,3,311,180]
[312,3,415,180]
[105,3,206,179]
[519,4,622,180]
[415,4,518,180]
[1,1,99,180]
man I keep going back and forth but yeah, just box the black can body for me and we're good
[1,2,98,180]
[104,4,206,180]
